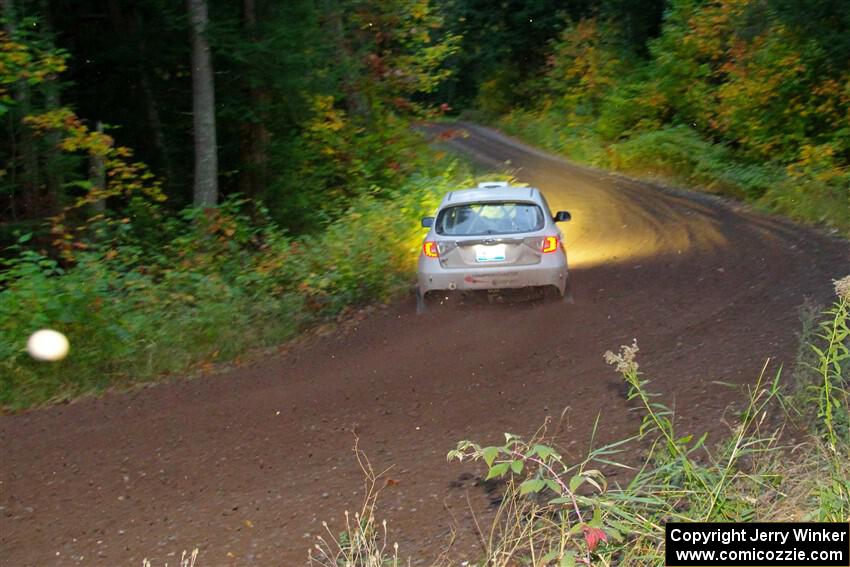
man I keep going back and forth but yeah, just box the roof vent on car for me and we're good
[477,181,510,189]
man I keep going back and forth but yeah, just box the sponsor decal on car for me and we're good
[464,272,520,286]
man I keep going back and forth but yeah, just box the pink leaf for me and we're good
[582,525,608,552]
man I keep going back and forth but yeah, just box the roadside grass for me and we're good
[496,109,850,236]
[313,276,849,565]
[142,549,198,567]
[0,162,473,410]
[309,439,404,567]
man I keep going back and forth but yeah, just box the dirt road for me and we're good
[2,124,847,566]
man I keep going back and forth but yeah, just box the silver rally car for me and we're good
[416,181,572,312]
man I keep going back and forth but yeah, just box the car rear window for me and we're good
[435,202,544,236]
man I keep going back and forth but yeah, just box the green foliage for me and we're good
[648,0,848,163]
[473,65,524,117]
[595,72,665,140]
[348,0,461,100]
[3,0,460,238]
[494,0,850,234]
[610,126,729,183]
[1,22,69,220]
[804,282,850,451]
[434,0,667,111]
[208,0,460,210]
[608,126,785,199]
[281,96,430,230]
[545,18,629,122]
[435,0,580,109]
[449,432,611,565]
[0,28,66,116]
[23,108,167,257]
[502,105,850,233]
[0,165,459,409]
[499,108,610,167]
[761,146,850,230]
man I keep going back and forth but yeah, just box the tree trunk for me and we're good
[238,0,270,198]
[187,0,218,207]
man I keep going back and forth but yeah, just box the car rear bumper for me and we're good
[418,254,568,295]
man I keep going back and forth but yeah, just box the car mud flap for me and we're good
[563,277,574,304]
[415,288,426,314]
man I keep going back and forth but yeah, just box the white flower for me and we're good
[604,339,640,374]
[834,275,850,301]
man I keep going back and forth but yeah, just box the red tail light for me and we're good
[522,236,562,253]
[542,236,559,253]
[422,241,439,258]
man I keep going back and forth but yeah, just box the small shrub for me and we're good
[309,439,402,567]
[761,147,850,231]
[499,108,611,167]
